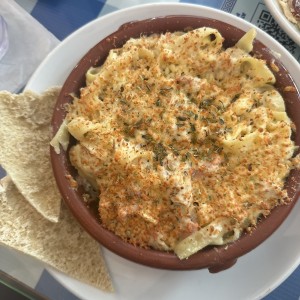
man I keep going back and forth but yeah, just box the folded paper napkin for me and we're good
[0,0,59,92]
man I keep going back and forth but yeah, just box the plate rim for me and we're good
[264,0,300,45]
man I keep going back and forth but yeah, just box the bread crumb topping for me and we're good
[62,28,299,258]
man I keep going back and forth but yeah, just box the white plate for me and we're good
[264,0,300,45]
[26,3,300,300]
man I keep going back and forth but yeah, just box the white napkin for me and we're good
[0,0,59,92]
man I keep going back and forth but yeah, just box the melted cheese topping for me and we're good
[64,27,299,258]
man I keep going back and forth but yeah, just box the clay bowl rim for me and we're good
[50,15,300,272]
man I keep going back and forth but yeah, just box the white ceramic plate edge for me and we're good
[264,0,300,45]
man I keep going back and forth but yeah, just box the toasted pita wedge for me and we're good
[0,88,61,222]
[0,176,113,292]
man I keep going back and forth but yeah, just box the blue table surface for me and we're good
[7,0,300,299]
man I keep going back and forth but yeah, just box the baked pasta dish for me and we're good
[52,27,300,259]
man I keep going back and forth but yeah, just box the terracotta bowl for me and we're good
[50,15,300,272]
